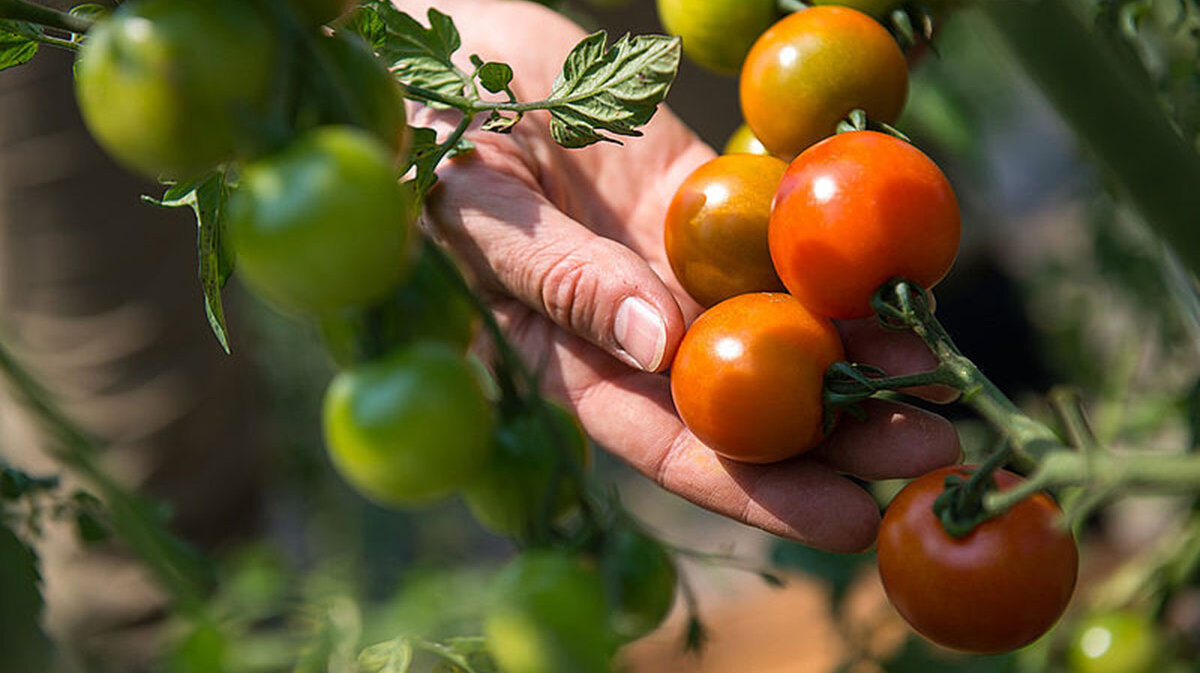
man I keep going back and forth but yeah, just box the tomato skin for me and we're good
[722,123,772,157]
[811,0,900,18]
[463,403,591,537]
[603,526,677,642]
[305,32,409,159]
[74,0,276,178]
[740,6,908,158]
[1067,611,1162,673]
[322,342,493,507]
[485,551,614,673]
[769,131,960,319]
[228,126,412,316]
[290,0,357,25]
[670,293,844,463]
[877,466,1079,654]
[656,0,778,75]
[664,154,788,307]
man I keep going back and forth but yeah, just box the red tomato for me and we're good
[669,293,844,463]
[664,154,788,307]
[769,130,960,319]
[877,466,1079,654]
[739,6,908,158]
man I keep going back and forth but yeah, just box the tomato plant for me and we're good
[670,293,844,463]
[739,6,908,158]
[722,123,772,156]
[664,154,788,307]
[602,526,677,642]
[321,341,494,507]
[769,130,960,319]
[74,0,276,178]
[485,551,614,673]
[655,0,777,75]
[227,125,412,316]
[877,466,1079,654]
[289,0,357,26]
[1067,611,1162,673]
[463,403,590,537]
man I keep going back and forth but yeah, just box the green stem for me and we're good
[981,0,1200,279]
[0,335,208,616]
[0,0,92,33]
[28,31,79,51]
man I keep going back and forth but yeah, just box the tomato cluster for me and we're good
[660,2,1076,655]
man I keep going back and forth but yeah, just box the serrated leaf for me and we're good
[546,31,680,148]
[143,171,234,353]
[0,22,38,73]
[404,126,474,194]
[362,2,470,100]
[344,6,387,52]
[477,62,513,94]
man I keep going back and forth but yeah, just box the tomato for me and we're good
[302,32,408,159]
[319,243,477,366]
[602,526,677,642]
[656,0,778,75]
[664,154,788,307]
[740,6,908,158]
[811,0,900,18]
[769,130,960,319]
[485,551,614,673]
[463,403,590,537]
[669,293,844,463]
[290,0,357,25]
[1068,611,1162,673]
[75,0,276,179]
[228,126,413,316]
[322,341,493,507]
[722,123,772,156]
[877,466,1079,654]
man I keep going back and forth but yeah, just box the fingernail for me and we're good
[614,296,668,372]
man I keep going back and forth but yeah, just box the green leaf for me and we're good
[344,6,388,52]
[143,172,234,353]
[480,111,518,134]
[0,22,39,73]
[546,31,680,148]
[0,465,59,500]
[359,638,414,673]
[74,510,108,543]
[362,2,471,101]
[404,126,474,194]
[0,521,53,673]
[477,62,513,94]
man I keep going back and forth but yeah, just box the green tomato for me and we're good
[319,243,478,366]
[228,126,412,316]
[486,551,614,673]
[602,526,677,642]
[75,0,275,178]
[1068,611,1162,673]
[463,403,590,537]
[303,32,409,159]
[656,0,778,75]
[722,123,773,156]
[811,0,900,18]
[289,0,358,25]
[322,341,494,507]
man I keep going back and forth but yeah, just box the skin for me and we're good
[770,130,961,319]
[877,466,1079,653]
[396,0,961,552]
[664,154,788,307]
[740,6,908,158]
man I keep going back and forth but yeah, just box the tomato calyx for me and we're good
[834,108,910,141]
[932,467,1000,538]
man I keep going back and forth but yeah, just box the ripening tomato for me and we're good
[74,0,276,178]
[769,131,960,319]
[722,123,772,156]
[664,154,788,307]
[227,126,412,316]
[740,6,908,158]
[656,0,778,75]
[322,342,493,507]
[485,551,614,673]
[877,466,1079,654]
[670,293,844,463]
[1068,611,1162,673]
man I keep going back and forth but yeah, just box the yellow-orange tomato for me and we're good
[722,123,772,156]
[740,6,908,158]
[664,154,788,307]
[670,293,844,463]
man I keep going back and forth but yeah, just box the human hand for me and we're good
[397,0,961,552]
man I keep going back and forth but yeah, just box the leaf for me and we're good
[143,172,234,353]
[0,521,53,672]
[0,465,59,500]
[546,31,680,148]
[404,126,474,194]
[359,638,414,673]
[477,62,513,94]
[362,2,471,101]
[344,6,388,52]
[0,22,39,73]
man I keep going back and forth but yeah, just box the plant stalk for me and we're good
[0,0,92,33]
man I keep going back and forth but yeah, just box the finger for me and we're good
[807,398,962,480]
[493,302,882,552]
[426,144,687,373]
[837,317,960,403]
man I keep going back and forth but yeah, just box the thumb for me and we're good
[426,153,686,373]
